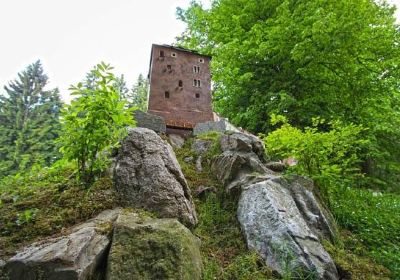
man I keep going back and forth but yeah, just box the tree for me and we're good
[0,60,63,177]
[127,74,149,111]
[59,62,135,184]
[177,0,400,190]
[114,74,129,101]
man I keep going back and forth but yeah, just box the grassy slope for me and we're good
[0,161,118,259]
[328,186,400,279]
[0,134,397,280]
[174,134,393,280]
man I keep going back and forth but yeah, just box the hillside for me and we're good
[1,128,398,279]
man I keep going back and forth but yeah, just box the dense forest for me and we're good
[1,0,400,279]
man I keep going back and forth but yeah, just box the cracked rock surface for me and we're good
[1,209,121,280]
[211,132,339,279]
[114,127,197,227]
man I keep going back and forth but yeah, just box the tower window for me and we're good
[195,93,200,98]
[193,65,200,73]
[178,80,183,87]
[198,58,204,63]
[167,65,171,71]
[160,50,164,57]
[193,79,201,87]
[165,91,170,98]
[171,52,177,57]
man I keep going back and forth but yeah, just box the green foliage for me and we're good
[329,186,400,278]
[264,118,400,277]
[323,238,391,280]
[0,60,63,178]
[127,74,149,111]
[0,160,118,258]
[263,117,369,199]
[177,0,400,190]
[59,62,135,183]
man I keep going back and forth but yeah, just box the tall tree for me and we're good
[0,61,63,177]
[114,74,129,101]
[127,74,149,111]
[177,0,400,189]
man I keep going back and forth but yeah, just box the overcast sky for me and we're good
[0,0,399,102]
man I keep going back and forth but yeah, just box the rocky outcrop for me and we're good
[209,132,339,279]
[212,132,272,192]
[107,211,202,280]
[114,127,197,227]
[238,178,338,279]
[168,134,185,149]
[1,209,120,280]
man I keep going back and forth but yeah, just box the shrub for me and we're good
[59,62,135,183]
[263,115,369,200]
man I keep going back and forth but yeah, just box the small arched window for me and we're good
[178,80,183,87]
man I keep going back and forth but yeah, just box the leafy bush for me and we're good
[263,115,400,277]
[59,62,135,183]
[263,115,369,200]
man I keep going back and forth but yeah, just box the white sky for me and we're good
[0,0,399,103]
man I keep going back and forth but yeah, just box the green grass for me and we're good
[328,186,400,279]
[0,160,118,259]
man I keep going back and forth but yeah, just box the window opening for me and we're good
[193,79,201,87]
[195,93,200,98]
[193,65,200,73]
[160,50,164,57]
[165,91,170,98]
[178,80,183,87]
[198,58,204,63]
[171,52,177,57]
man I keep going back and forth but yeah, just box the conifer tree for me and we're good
[127,74,149,111]
[0,60,63,177]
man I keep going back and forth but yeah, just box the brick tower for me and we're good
[147,44,213,133]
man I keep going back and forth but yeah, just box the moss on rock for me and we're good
[106,211,202,280]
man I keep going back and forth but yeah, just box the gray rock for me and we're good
[2,209,120,280]
[134,110,166,133]
[106,212,202,280]
[284,176,337,242]
[220,132,267,162]
[193,119,239,135]
[191,139,213,154]
[114,127,197,227]
[195,185,217,198]
[169,134,185,149]
[265,161,286,172]
[184,156,194,163]
[212,151,272,192]
[237,179,338,279]
[195,156,203,172]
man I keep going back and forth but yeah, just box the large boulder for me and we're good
[220,132,267,162]
[237,178,338,279]
[114,127,197,227]
[208,131,339,279]
[1,209,120,280]
[106,211,202,280]
[211,132,272,192]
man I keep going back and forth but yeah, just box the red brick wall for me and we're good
[148,44,214,127]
